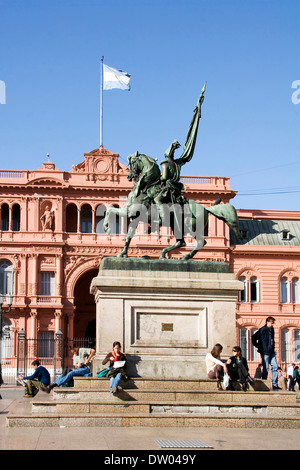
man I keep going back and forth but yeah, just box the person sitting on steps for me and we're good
[18,360,50,398]
[205,343,228,391]
[47,344,95,392]
[226,346,255,392]
[102,341,127,394]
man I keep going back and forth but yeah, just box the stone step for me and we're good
[53,388,297,404]
[6,377,299,429]
[31,399,300,417]
[73,377,271,392]
[6,412,300,429]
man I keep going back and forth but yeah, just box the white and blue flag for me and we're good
[103,64,131,91]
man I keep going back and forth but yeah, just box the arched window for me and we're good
[0,260,13,297]
[95,204,106,234]
[250,328,260,361]
[66,203,78,233]
[239,276,247,302]
[292,278,300,304]
[240,328,248,358]
[280,275,299,304]
[108,206,120,235]
[238,272,260,303]
[280,277,290,303]
[293,330,300,362]
[281,329,290,362]
[80,204,92,233]
[1,203,9,231]
[250,276,259,302]
[12,204,20,231]
[239,327,260,361]
[1,318,13,361]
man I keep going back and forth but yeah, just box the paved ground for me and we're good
[1,386,300,452]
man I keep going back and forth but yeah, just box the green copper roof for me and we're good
[231,219,300,246]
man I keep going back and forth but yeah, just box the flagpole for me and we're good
[100,56,104,147]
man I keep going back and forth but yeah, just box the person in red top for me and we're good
[102,341,126,394]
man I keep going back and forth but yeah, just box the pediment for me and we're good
[26,177,67,188]
[72,146,128,176]
[83,147,116,158]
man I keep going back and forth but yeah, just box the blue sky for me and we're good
[0,0,299,211]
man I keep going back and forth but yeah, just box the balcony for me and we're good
[30,296,63,308]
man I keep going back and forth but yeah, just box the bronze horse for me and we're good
[103,153,241,260]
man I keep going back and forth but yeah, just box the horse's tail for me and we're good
[206,203,242,239]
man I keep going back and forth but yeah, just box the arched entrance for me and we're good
[73,268,98,341]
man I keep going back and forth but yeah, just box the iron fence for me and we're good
[0,331,95,385]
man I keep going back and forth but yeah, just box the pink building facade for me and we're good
[0,146,299,377]
[232,209,300,373]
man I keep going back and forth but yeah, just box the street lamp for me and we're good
[0,294,12,335]
[0,295,12,395]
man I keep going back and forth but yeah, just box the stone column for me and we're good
[54,309,62,332]
[29,309,37,342]
[56,254,63,297]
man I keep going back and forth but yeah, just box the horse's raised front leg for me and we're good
[103,206,127,235]
[117,221,137,258]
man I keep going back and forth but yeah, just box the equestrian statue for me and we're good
[103,83,242,260]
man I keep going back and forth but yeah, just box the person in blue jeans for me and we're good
[102,341,126,394]
[253,317,280,390]
[47,345,95,391]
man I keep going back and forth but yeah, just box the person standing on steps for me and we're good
[252,316,280,390]
[205,343,228,391]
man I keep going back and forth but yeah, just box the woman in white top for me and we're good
[205,343,228,390]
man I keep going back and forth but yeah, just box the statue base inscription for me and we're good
[90,257,243,379]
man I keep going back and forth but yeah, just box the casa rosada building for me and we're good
[0,146,300,376]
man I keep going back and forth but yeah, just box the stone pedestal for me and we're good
[90,257,243,379]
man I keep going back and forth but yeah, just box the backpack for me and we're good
[251,329,262,353]
[97,367,111,378]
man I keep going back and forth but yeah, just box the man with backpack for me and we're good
[252,316,280,390]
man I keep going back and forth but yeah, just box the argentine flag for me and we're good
[103,64,131,91]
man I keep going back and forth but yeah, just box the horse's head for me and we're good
[127,152,142,182]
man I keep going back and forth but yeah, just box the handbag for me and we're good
[223,372,230,388]
[97,366,111,378]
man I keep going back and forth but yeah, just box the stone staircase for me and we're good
[6,377,300,428]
